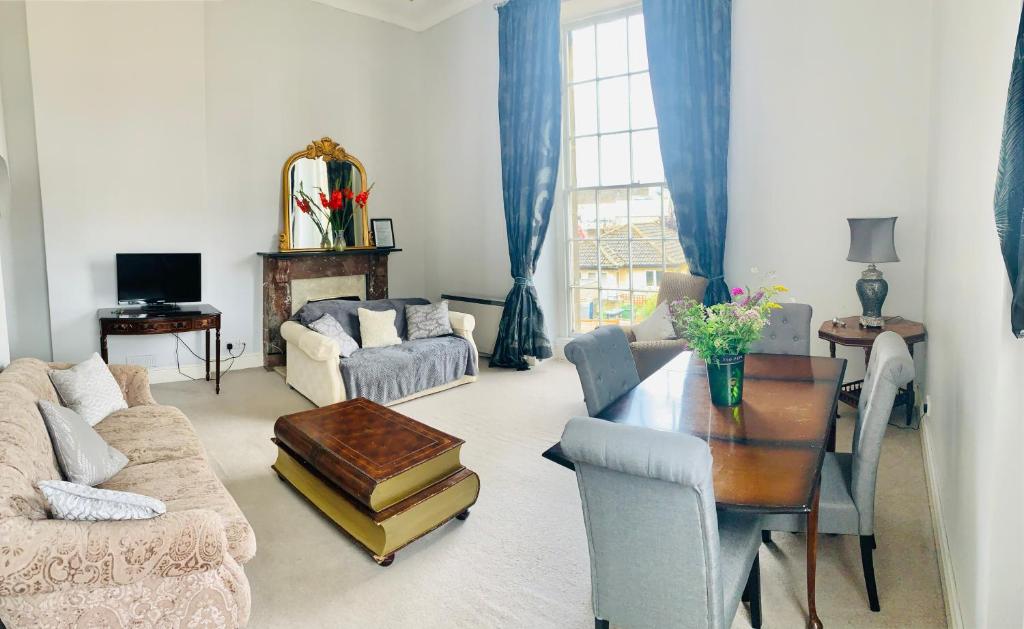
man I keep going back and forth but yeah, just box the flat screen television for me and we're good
[116,253,201,306]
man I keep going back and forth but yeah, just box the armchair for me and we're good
[623,272,708,379]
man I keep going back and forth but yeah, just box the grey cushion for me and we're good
[764,331,913,537]
[308,314,360,357]
[749,303,813,355]
[405,301,453,340]
[564,326,640,416]
[39,480,166,521]
[293,298,429,344]
[561,418,760,629]
[37,400,128,486]
[48,353,128,426]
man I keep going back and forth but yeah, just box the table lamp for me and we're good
[847,217,899,328]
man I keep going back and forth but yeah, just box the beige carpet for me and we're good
[153,361,946,629]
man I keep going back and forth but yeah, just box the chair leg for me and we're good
[860,535,881,612]
[595,618,609,629]
[745,554,762,628]
[761,530,772,544]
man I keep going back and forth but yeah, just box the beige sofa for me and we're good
[280,310,478,407]
[0,358,255,628]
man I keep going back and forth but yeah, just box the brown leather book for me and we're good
[273,398,465,512]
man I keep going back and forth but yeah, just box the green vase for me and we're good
[706,354,745,406]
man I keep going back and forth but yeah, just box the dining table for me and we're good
[543,350,847,629]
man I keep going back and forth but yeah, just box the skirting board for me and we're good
[920,420,965,629]
[148,352,264,384]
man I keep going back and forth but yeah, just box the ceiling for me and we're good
[311,0,486,32]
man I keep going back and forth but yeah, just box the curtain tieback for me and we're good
[513,276,533,286]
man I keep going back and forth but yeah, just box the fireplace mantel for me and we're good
[259,248,401,369]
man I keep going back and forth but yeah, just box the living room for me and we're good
[0,0,1020,627]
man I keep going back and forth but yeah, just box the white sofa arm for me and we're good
[449,311,476,334]
[280,321,337,362]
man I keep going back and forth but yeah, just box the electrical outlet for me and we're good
[923,394,931,416]
[226,343,234,352]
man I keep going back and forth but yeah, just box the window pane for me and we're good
[574,136,599,187]
[630,72,657,129]
[573,287,599,333]
[628,15,648,72]
[629,186,666,236]
[572,81,597,136]
[630,240,665,289]
[598,242,628,290]
[570,26,596,82]
[570,241,598,287]
[600,133,630,186]
[666,237,688,274]
[596,18,628,77]
[572,189,597,239]
[597,188,629,234]
[598,77,629,133]
[601,291,628,325]
[632,129,664,184]
[630,291,659,324]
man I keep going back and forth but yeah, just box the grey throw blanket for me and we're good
[340,336,477,405]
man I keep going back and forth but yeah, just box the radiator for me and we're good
[441,294,505,357]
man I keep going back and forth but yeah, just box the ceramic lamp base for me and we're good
[856,264,888,329]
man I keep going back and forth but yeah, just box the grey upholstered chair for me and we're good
[564,326,641,416]
[561,417,763,629]
[761,331,914,612]
[749,303,813,355]
[624,272,709,380]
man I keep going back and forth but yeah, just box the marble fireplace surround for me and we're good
[258,249,401,369]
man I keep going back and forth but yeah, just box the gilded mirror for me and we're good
[280,137,371,251]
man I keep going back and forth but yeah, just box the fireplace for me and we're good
[258,248,400,369]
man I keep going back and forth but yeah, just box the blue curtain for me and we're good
[490,0,561,369]
[643,0,732,305]
[995,4,1024,337]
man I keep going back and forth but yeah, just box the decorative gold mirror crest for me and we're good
[280,137,372,251]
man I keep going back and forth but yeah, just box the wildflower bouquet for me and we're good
[669,284,788,362]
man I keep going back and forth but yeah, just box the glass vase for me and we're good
[706,354,745,406]
[332,230,347,252]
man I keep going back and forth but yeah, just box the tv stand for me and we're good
[138,303,181,313]
[97,303,223,393]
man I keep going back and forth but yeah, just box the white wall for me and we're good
[0,72,11,366]
[728,0,933,377]
[922,0,1024,625]
[0,0,52,361]
[25,0,423,367]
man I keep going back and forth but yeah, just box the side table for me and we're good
[818,316,926,425]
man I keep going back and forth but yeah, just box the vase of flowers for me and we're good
[670,283,787,406]
[293,183,373,251]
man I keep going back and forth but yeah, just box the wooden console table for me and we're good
[818,316,926,425]
[98,304,222,393]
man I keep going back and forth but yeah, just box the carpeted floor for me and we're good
[153,361,946,629]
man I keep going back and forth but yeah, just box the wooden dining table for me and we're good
[543,351,847,629]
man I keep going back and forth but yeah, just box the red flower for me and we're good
[355,189,370,208]
[318,191,329,208]
[295,196,312,214]
[327,189,345,211]
[343,188,355,200]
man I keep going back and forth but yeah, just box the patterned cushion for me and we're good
[631,302,676,342]
[37,401,127,486]
[38,480,166,520]
[405,301,454,340]
[48,353,127,426]
[308,314,360,357]
[357,308,402,348]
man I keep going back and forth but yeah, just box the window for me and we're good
[565,11,687,334]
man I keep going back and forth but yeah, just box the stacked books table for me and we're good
[272,398,479,566]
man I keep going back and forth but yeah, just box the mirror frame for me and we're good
[279,137,371,252]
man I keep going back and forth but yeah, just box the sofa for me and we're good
[0,358,255,628]
[281,298,479,408]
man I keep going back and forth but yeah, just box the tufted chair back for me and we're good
[749,303,813,355]
[851,331,914,534]
[562,417,726,628]
[564,326,640,416]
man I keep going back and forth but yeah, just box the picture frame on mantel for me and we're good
[371,218,396,248]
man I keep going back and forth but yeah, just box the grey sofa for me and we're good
[561,417,763,628]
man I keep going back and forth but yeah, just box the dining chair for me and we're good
[624,272,709,380]
[749,303,813,355]
[564,326,641,416]
[561,417,763,629]
[761,331,914,612]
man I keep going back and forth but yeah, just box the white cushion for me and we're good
[48,353,127,426]
[631,302,676,342]
[38,480,166,521]
[37,400,127,486]
[309,313,360,358]
[357,308,402,348]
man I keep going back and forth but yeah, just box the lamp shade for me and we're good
[847,217,900,263]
